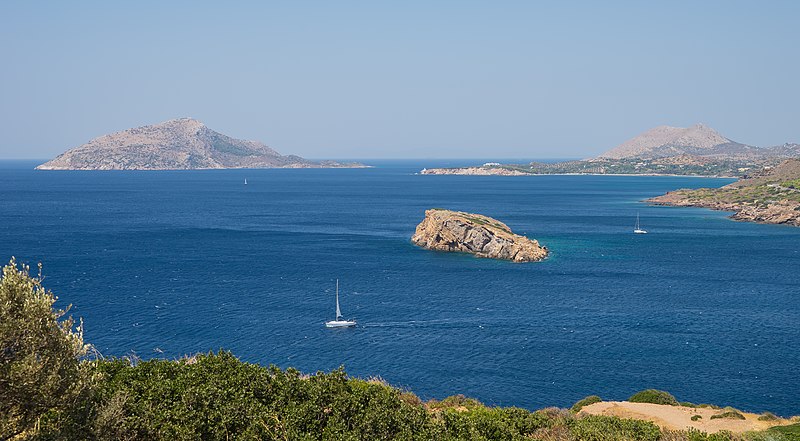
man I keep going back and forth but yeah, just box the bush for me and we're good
[710,411,746,420]
[0,258,91,440]
[758,412,779,421]
[768,423,800,440]
[691,415,703,421]
[628,389,679,406]
[571,395,602,413]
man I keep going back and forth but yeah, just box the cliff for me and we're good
[36,118,362,170]
[648,159,800,227]
[411,209,548,262]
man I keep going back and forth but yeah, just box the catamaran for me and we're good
[325,279,356,328]
[634,213,647,234]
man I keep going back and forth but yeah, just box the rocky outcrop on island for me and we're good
[648,159,800,227]
[36,118,363,170]
[411,209,548,262]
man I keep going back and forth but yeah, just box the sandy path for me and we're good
[580,401,791,434]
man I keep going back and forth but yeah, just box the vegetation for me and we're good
[711,411,747,421]
[692,415,703,421]
[629,390,680,406]
[758,412,779,421]
[768,423,800,440]
[1,258,796,441]
[570,395,602,413]
[0,258,91,440]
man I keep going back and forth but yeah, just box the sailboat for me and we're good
[325,279,356,328]
[634,213,648,234]
[244,178,247,185]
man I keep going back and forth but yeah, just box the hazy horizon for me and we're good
[2,1,799,160]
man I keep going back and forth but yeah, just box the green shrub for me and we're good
[682,401,699,408]
[758,412,779,421]
[768,423,800,440]
[0,258,91,440]
[710,411,746,420]
[571,395,602,413]
[691,415,703,421]
[628,389,679,406]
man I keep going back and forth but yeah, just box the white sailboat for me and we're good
[634,213,648,234]
[244,178,247,185]
[325,279,356,328]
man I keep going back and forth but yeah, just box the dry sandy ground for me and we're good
[580,401,793,434]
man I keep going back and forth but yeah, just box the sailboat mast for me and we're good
[335,279,342,319]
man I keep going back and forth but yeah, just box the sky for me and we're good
[1,1,798,160]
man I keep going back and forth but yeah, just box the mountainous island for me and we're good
[421,124,800,178]
[411,209,548,262]
[36,118,363,170]
[649,159,800,227]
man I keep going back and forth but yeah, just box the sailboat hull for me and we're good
[325,320,356,328]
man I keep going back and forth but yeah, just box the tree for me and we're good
[0,258,90,440]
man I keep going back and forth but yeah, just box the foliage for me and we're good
[768,423,800,440]
[710,411,746,420]
[570,395,602,413]
[691,415,703,421]
[628,389,680,406]
[0,258,91,440]
[758,412,779,421]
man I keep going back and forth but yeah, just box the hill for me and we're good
[598,124,748,159]
[36,118,360,170]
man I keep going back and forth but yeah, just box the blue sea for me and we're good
[1,160,798,415]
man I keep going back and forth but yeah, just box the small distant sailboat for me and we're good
[634,213,648,234]
[244,178,248,185]
[325,279,356,328]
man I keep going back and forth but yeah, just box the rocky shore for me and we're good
[411,209,548,262]
[648,159,800,227]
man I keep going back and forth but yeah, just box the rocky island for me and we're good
[421,124,800,178]
[648,159,800,227]
[36,118,364,170]
[411,209,548,262]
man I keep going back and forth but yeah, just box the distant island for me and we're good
[649,159,800,227]
[421,124,800,178]
[36,118,365,170]
[411,209,548,262]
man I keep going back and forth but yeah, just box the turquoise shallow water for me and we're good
[1,160,798,415]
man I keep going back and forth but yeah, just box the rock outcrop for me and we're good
[411,209,548,262]
[648,159,800,227]
[36,118,363,170]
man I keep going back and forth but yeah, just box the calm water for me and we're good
[2,160,798,415]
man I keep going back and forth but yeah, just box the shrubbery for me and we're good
[570,395,602,413]
[710,411,746,420]
[629,389,680,406]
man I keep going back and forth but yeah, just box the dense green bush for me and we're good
[710,411,746,420]
[570,395,602,412]
[769,423,800,441]
[628,389,680,406]
[0,258,91,440]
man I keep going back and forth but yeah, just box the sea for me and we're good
[1,159,798,415]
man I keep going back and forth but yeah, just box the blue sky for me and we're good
[1,1,798,159]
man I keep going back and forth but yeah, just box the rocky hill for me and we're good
[36,118,361,170]
[598,124,749,159]
[411,209,548,262]
[649,159,800,226]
